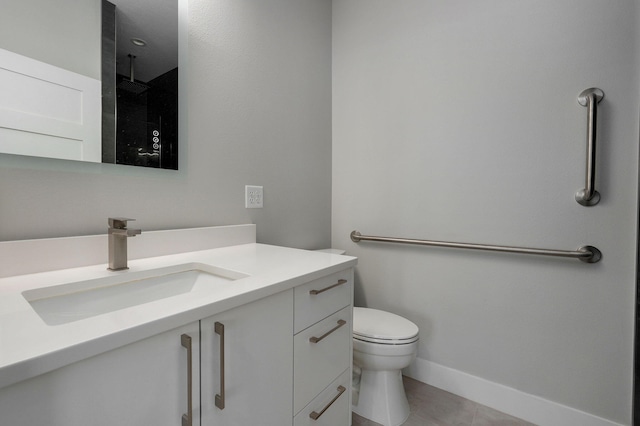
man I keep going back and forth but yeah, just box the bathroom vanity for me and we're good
[0,225,355,426]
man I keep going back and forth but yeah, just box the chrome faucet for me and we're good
[108,217,142,271]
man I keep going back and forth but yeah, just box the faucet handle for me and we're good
[108,217,136,229]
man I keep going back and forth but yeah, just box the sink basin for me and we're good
[22,263,249,326]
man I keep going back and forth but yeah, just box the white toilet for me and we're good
[352,307,419,426]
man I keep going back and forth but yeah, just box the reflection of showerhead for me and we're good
[117,78,148,94]
[117,54,148,94]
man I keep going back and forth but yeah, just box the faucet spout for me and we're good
[110,228,142,238]
[108,218,142,271]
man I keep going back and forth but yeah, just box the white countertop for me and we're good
[0,243,357,390]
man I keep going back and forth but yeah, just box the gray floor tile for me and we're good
[352,376,536,426]
[353,412,383,426]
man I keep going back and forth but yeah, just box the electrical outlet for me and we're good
[245,185,263,208]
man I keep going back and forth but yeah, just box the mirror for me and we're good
[102,0,179,170]
[0,0,182,170]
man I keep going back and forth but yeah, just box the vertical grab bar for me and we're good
[576,87,604,206]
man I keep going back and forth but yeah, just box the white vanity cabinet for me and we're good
[293,270,353,426]
[0,322,200,426]
[200,289,293,426]
[0,265,355,426]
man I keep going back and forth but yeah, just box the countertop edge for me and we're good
[0,244,357,390]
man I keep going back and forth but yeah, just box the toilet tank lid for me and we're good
[353,307,419,341]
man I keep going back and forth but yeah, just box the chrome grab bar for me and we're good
[350,231,601,263]
[576,88,604,206]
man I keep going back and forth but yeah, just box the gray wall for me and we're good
[332,0,638,424]
[3,0,639,423]
[0,0,332,249]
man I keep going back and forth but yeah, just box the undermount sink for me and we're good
[22,263,249,326]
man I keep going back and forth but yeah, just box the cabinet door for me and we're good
[0,322,200,426]
[201,290,293,426]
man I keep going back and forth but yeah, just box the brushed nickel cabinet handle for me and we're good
[309,385,347,420]
[180,334,192,426]
[309,279,347,295]
[214,321,226,410]
[309,319,347,344]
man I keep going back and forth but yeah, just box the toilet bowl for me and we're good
[352,307,419,426]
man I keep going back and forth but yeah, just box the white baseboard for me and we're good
[403,357,626,426]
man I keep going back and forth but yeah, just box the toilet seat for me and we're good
[353,307,419,345]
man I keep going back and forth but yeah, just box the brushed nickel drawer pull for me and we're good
[180,334,193,426]
[309,319,347,344]
[215,322,226,410]
[309,385,347,420]
[309,279,347,295]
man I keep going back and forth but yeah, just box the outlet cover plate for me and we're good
[245,185,263,208]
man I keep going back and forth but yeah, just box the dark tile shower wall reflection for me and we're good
[115,67,178,169]
[101,0,179,170]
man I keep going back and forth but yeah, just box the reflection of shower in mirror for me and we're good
[102,0,179,170]
[116,55,149,95]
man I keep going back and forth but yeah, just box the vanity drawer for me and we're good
[294,306,351,414]
[293,368,350,426]
[294,270,352,333]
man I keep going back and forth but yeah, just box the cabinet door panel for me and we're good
[0,322,200,426]
[201,290,293,426]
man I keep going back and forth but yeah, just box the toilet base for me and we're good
[352,368,410,426]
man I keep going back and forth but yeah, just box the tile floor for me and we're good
[352,376,537,426]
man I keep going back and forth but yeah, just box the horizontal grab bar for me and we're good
[350,231,601,263]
